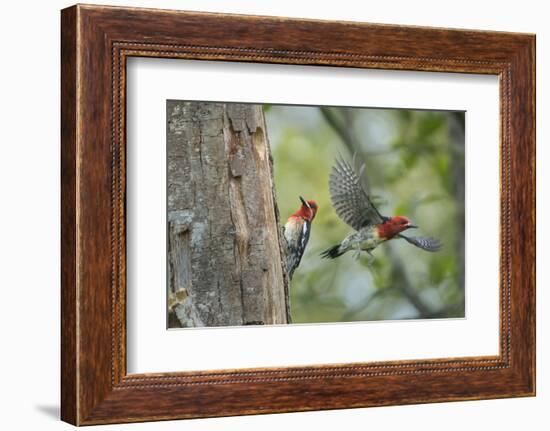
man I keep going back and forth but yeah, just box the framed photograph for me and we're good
[61,4,535,425]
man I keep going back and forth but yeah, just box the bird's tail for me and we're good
[320,244,345,259]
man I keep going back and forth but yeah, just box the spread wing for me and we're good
[398,234,442,252]
[329,157,384,230]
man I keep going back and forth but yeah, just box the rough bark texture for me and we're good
[166,101,289,327]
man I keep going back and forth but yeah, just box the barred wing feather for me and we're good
[329,157,384,230]
[398,234,442,252]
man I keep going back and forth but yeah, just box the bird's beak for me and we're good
[408,224,418,229]
[299,196,311,209]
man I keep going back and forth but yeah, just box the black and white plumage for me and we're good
[284,196,318,279]
[284,217,311,279]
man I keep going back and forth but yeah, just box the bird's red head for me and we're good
[290,196,318,222]
[378,215,417,239]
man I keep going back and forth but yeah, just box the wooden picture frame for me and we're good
[61,4,535,425]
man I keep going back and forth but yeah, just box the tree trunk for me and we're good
[166,101,289,328]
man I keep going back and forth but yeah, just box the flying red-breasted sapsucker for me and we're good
[321,157,441,260]
[284,196,318,279]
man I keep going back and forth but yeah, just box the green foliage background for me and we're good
[265,105,465,323]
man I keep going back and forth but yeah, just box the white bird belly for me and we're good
[359,236,384,251]
[341,228,385,253]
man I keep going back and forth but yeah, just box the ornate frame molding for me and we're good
[61,5,534,425]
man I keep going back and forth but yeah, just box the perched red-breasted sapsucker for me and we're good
[284,196,318,279]
[321,157,441,261]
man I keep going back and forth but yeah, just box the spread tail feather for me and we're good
[320,244,345,259]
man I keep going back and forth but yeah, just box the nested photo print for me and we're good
[167,101,465,328]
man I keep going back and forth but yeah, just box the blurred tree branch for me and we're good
[320,107,397,157]
[319,107,359,155]
[386,243,432,317]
